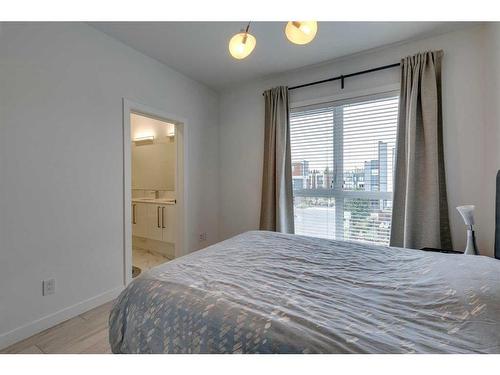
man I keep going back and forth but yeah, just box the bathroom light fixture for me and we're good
[133,135,154,145]
[167,124,175,138]
[285,21,318,45]
[229,22,256,60]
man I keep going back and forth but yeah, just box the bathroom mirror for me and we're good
[132,140,175,191]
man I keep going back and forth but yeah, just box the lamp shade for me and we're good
[457,205,475,226]
[229,32,256,59]
[285,21,318,45]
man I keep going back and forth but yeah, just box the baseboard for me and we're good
[0,286,124,350]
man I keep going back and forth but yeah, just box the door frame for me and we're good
[122,98,188,286]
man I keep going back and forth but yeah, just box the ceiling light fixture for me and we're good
[285,21,318,45]
[228,22,256,60]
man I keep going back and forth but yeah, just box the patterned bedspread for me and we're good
[109,231,500,353]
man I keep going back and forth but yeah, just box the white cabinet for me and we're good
[132,203,148,238]
[161,205,175,243]
[147,204,163,241]
[132,201,175,244]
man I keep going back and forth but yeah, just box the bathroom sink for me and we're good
[133,197,176,204]
[132,197,155,202]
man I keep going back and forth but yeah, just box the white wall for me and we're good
[0,22,219,348]
[219,24,500,257]
[483,23,500,257]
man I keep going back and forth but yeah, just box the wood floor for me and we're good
[1,300,114,354]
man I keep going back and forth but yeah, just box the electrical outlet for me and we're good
[42,278,55,296]
[198,232,207,242]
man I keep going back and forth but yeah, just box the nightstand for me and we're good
[420,247,463,254]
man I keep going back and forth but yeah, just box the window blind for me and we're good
[290,92,399,245]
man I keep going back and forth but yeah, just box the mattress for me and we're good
[109,231,500,353]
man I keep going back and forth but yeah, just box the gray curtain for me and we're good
[390,50,452,250]
[260,86,294,233]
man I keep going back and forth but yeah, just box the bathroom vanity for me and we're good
[132,198,176,244]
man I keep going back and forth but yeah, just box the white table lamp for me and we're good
[456,205,479,255]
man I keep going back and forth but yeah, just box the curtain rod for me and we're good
[262,62,400,95]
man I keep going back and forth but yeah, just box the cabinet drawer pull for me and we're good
[132,204,136,224]
[157,206,161,228]
[162,207,166,228]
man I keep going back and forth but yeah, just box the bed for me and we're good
[109,230,500,353]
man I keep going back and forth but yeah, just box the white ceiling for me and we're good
[90,22,476,91]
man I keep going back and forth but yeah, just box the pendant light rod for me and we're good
[241,22,251,44]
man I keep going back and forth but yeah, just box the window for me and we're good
[290,92,399,245]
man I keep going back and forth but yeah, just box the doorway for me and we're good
[123,99,186,285]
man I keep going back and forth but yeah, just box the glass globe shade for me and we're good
[285,21,318,45]
[229,32,256,59]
